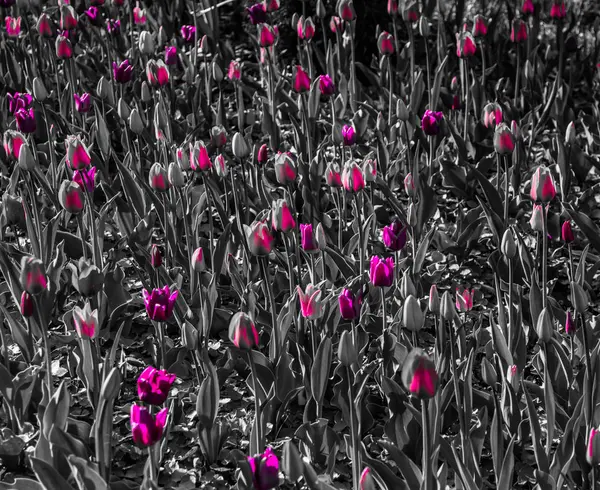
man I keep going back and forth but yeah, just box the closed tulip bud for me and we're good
[428,285,440,313]
[360,468,376,490]
[316,0,326,18]
[403,2,419,22]
[17,142,35,171]
[315,223,326,250]
[565,310,576,335]
[440,291,455,321]
[493,123,515,154]
[419,17,430,37]
[376,112,386,133]
[482,102,503,128]
[338,330,358,367]
[141,81,152,102]
[338,0,356,21]
[565,121,576,145]
[397,99,409,121]
[456,30,477,58]
[562,220,575,243]
[146,60,170,87]
[246,220,274,256]
[369,256,394,288]
[271,199,296,233]
[150,244,162,268]
[182,321,199,350]
[401,348,438,399]
[294,65,311,93]
[352,109,369,138]
[404,173,416,197]
[211,125,227,148]
[473,15,487,37]
[257,144,269,165]
[130,405,168,448]
[530,166,557,202]
[190,141,212,171]
[191,247,206,272]
[377,31,395,56]
[421,110,444,135]
[550,1,566,19]
[297,284,324,320]
[214,154,228,178]
[97,76,110,100]
[536,307,553,343]
[339,288,362,320]
[501,229,517,259]
[511,19,527,43]
[20,256,47,296]
[407,202,417,227]
[304,17,315,40]
[60,4,78,30]
[400,270,416,299]
[20,291,33,318]
[506,365,519,392]
[325,163,342,187]
[32,77,48,102]
[403,295,423,331]
[129,108,144,135]
[139,31,155,54]
[37,13,53,37]
[229,311,259,350]
[149,163,169,191]
[511,120,520,140]
[232,132,250,159]
[363,158,377,182]
[342,162,365,193]
[212,62,223,83]
[524,59,534,81]
[168,162,185,187]
[382,219,407,251]
[571,282,588,314]
[274,152,297,185]
[113,60,134,84]
[2,194,24,226]
[587,428,600,465]
[59,180,85,214]
[55,35,73,59]
[118,98,130,120]
[530,204,545,232]
[456,288,475,312]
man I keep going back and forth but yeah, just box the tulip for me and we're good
[143,286,178,323]
[536,307,553,342]
[382,219,407,251]
[562,221,574,243]
[363,158,377,182]
[387,0,399,16]
[85,7,101,26]
[229,311,259,350]
[530,204,546,232]
[511,19,527,43]
[403,2,419,22]
[248,447,279,490]
[246,220,274,256]
[7,92,32,114]
[378,31,395,56]
[493,123,515,154]
[247,3,268,25]
[522,0,534,15]
[428,285,440,313]
[565,121,576,145]
[550,1,566,19]
[20,257,47,295]
[571,281,588,314]
[456,30,477,58]
[190,141,212,171]
[338,0,356,21]
[165,46,177,66]
[325,163,342,187]
[75,259,105,297]
[452,94,461,111]
[587,428,600,465]
[73,302,98,338]
[20,291,33,318]
[146,60,169,87]
[129,109,144,135]
[338,330,358,367]
[113,60,133,83]
[131,405,168,447]
[186,248,205,274]
[257,144,269,164]
[149,163,169,192]
[73,166,96,193]
[530,166,556,202]
[319,74,335,96]
[297,284,324,320]
[403,295,424,331]
[271,199,296,233]
[73,93,92,113]
[401,348,438,399]
[264,0,280,12]
[369,256,394,288]
[17,142,35,171]
[342,124,356,146]
[341,162,365,193]
[133,3,147,24]
[228,60,241,80]
[139,30,154,54]
[137,366,176,405]
[339,288,362,320]
[473,15,487,37]
[15,108,36,134]
[507,365,520,392]
[300,223,316,252]
[259,24,276,47]
[37,13,53,37]
[565,310,576,335]
[421,110,443,136]
[293,65,310,93]
[107,19,121,34]
[214,154,228,178]
[60,5,78,30]
[297,16,305,39]
[501,228,517,259]
[329,16,343,33]
[232,132,250,159]
[274,151,297,185]
[150,244,162,268]
[59,180,85,214]
[482,102,503,128]
[65,135,92,170]
[403,173,416,198]
[360,467,377,490]
[455,287,474,312]
[303,17,315,40]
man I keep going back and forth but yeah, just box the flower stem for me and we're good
[248,352,263,452]
[380,288,387,334]
[542,207,548,309]
[346,365,360,490]
[33,295,53,397]
[147,446,155,482]
[422,399,431,490]
[259,257,279,361]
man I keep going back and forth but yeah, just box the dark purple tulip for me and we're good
[113,59,133,83]
[339,288,362,320]
[107,19,120,34]
[181,25,196,42]
[319,74,335,96]
[131,405,168,447]
[165,46,177,65]
[248,447,279,490]
[7,92,32,114]
[73,166,96,193]
[382,219,407,251]
[143,286,178,322]
[85,7,102,26]
[369,256,394,287]
[137,366,176,405]
[421,110,443,136]
[15,108,36,134]
[247,3,268,24]
[74,93,92,113]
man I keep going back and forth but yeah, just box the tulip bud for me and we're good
[257,144,269,164]
[191,247,206,272]
[228,311,259,350]
[506,365,519,392]
[150,244,162,268]
[400,270,416,299]
[59,180,85,214]
[401,348,438,399]
[396,99,409,121]
[530,204,545,232]
[97,76,110,100]
[129,108,144,135]
[587,427,600,465]
[212,62,224,83]
[32,77,48,102]
[271,199,296,233]
[419,16,429,37]
[316,0,326,18]
[404,173,416,197]
[338,330,358,367]
[141,81,152,103]
[440,291,455,321]
[565,310,576,335]
[168,162,185,187]
[376,112,386,133]
[536,307,553,343]
[565,121,576,146]
[562,220,575,243]
[20,257,47,295]
[149,163,169,191]
[403,295,423,332]
[20,291,33,318]
[571,282,588,314]
[501,228,517,259]
[17,142,35,171]
[428,285,439,313]
[530,166,557,202]
[407,202,417,227]
[360,468,376,490]
[139,30,155,54]
[118,98,131,120]
[101,366,122,402]
[524,59,534,81]
[232,132,250,159]
[493,123,515,154]
[182,321,199,350]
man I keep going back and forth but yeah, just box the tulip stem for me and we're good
[503,155,510,226]
[447,319,468,467]
[463,58,470,141]
[508,257,514,351]
[514,47,521,110]
[202,175,215,267]
[147,446,155,482]
[380,288,387,334]
[349,21,357,112]
[76,214,89,262]
[353,195,364,278]
[33,295,53,398]
[345,365,360,490]
[421,399,431,490]
[156,322,167,370]
[248,352,263,452]
[387,56,393,129]
[408,24,415,97]
[259,257,279,361]
[541,206,548,309]
[283,235,295,296]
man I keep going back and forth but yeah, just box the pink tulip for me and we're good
[294,65,311,93]
[20,291,33,318]
[259,24,276,47]
[274,151,297,185]
[228,60,241,80]
[165,46,177,66]
[550,1,566,19]
[73,302,98,338]
[339,288,362,320]
[190,141,212,172]
[74,93,92,113]
[473,15,487,37]
[5,16,21,37]
[421,110,443,135]
[378,31,395,56]
[530,166,557,202]
[20,257,47,296]
[15,108,36,134]
[341,162,365,193]
[60,5,78,30]
[271,199,296,233]
[342,124,356,146]
[149,163,169,191]
[297,284,323,320]
[65,135,91,170]
[37,13,53,37]
[191,247,206,272]
[455,288,475,312]
[382,220,407,251]
[338,0,356,21]
[229,311,259,350]
[493,123,515,154]
[59,180,85,214]
[522,0,534,15]
[325,163,342,187]
[133,3,147,24]
[369,256,394,287]
[3,130,25,160]
[482,102,503,128]
[248,447,279,490]
[146,60,170,87]
[319,74,335,96]
[456,29,477,58]
[247,3,268,25]
[246,220,274,256]
[401,348,438,399]
[562,220,575,243]
[511,19,527,43]
[73,166,96,193]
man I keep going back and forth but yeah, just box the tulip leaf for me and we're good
[30,457,75,490]
[551,396,583,484]
[114,154,146,220]
[379,440,422,488]
[310,336,332,409]
[490,313,513,367]
[523,381,550,474]
[472,167,504,219]
[281,440,303,483]
[0,479,44,490]
[431,55,449,111]
[0,303,32,362]
[497,435,516,489]
[67,455,108,490]
[412,226,435,276]
[324,246,355,281]
[212,222,232,279]
[0,363,14,405]
[476,197,503,246]
[564,204,600,255]
[361,443,410,490]
[529,274,543,333]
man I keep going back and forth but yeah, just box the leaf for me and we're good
[0,303,32,362]
[29,457,75,490]
[0,363,15,405]
[196,354,219,429]
[114,154,146,220]
[324,247,355,281]
[490,313,513,367]
[523,381,550,474]
[564,204,600,255]
[412,226,435,275]
[212,222,232,277]
[0,479,44,490]
[431,55,449,110]
[310,337,332,408]
[497,435,516,489]
[379,440,422,488]
[472,167,504,219]
[67,455,109,490]
[42,381,70,439]
[281,440,303,483]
